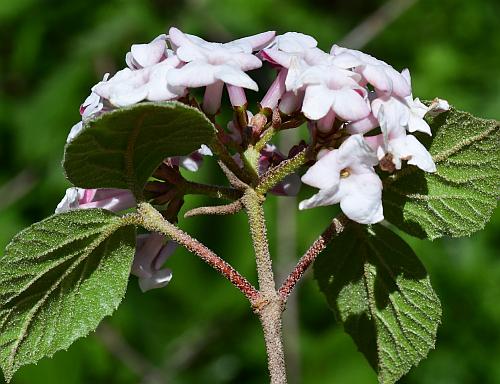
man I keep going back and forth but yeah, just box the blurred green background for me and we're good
[0,0,499,383]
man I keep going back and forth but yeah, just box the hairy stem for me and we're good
[211,137,257,185]
[256,149,307,195]
[279,214,350,300]
[242,189,287,383]
[254,127,276,153]
[135,202,259,302]
[258,294,286,384]
[183,180,242,200]
[184,200,243,218]
[242,189,276,293]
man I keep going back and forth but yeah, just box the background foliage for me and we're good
[0,0,498,383]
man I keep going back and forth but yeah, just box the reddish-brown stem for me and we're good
[278,214,350,300]
[135,203,259,302]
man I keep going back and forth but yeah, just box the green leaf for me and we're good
[315,224,441,384]
[383,106,499,239]
[0,209,136,382]
[63,102,216,198]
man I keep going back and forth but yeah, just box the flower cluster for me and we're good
[61,28,449,290]
[258,32,447,224]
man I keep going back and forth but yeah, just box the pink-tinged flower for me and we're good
[171,144,213,172]
[55,187,136,213]
[132,233,176,292]
[167,28,274,112]
[298,64,370,122]
[261,32,329,91]
[67,74,110,143]
[371,95,432,136]
[93,55,186,107]
[278,90,304,114]
[330,45,411,98]
[126,34,169,69]
[260,69,288,109]
[299,134,383,224]
[365,106,436,172]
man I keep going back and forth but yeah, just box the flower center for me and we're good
[340,168,350,178]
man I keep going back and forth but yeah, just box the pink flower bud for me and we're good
[55,188,136,213]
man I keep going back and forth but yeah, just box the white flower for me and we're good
[172,144,213,172]
[261,32,329,91]
[67,74,110,143]
[371,96,432,136]
[298,64,370,121]
[126,34,169,69]
[365,106,436,172]
[132,233,176,292]
[55,187,136,213]
[331,45,411,98]
[93,55,185,107]
[299,134,383,224]
[167,27,272,91]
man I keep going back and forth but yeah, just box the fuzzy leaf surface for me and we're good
[63,102,216,198]
[0,209,136,382]
[383,106,499,239]
[315,224,441,384]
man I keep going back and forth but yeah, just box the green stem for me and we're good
[256,149,307,195]
[254,127,276,153]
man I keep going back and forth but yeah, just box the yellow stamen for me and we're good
[340,168,350,178]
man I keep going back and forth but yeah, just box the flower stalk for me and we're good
[135,202,259,302]
[242,188,287,384]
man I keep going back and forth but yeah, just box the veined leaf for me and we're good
[0,209,136,382]
[315,224,441,384]
[383,106,499,239]
[63,102,216,198]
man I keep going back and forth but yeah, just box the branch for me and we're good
[217,160,249,190]
[210,137,257,185]
[254,127,276,153]
[183,180,242,200]
[184,200,243,218]
[278,214,350,300]
[135,202,259,302]
[256,149,307,195]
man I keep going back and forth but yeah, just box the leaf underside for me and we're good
[0,209,136,382]
[383,106,499,239]
[315,224,441,384]
[63,101,216,198]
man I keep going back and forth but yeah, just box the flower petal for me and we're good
[298,186,341,210]
[139,268,173,292]
[301,149,341,190]
[338,173,383,224]
[332,89,370,121]
[231,31,276,51]
[130,39,166,68]
[392,135,436,172]
[302,84,334,120]
[167,62,217,87]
